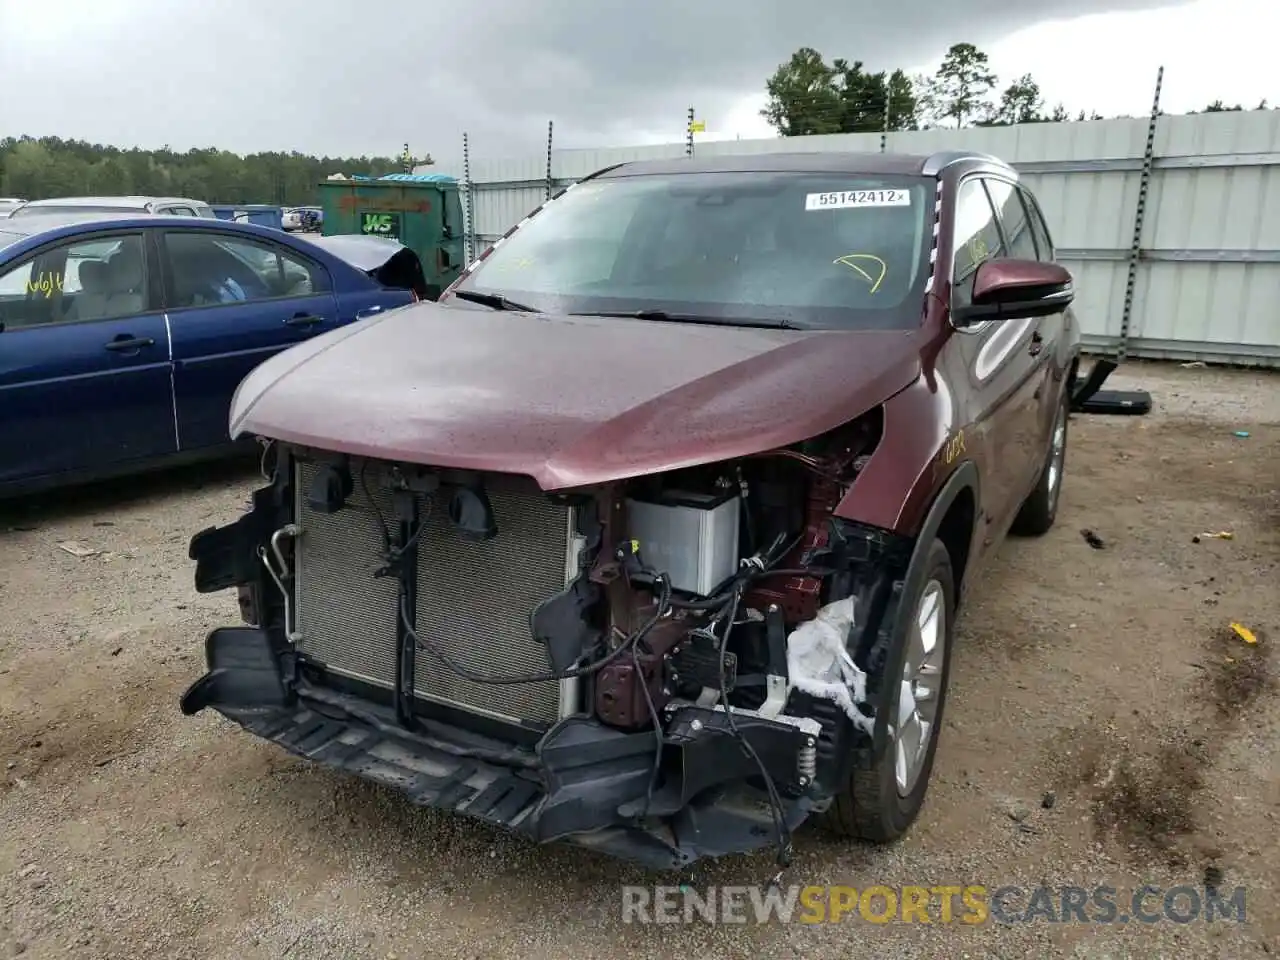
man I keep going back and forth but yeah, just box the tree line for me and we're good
[761,43,1272,136]
[0,136,434,205]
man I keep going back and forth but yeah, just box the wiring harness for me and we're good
[366,477,818,871]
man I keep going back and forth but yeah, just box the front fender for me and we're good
[833,371,954,536]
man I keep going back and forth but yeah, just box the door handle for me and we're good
[104,336,155,352]
[1028,331,1044,356]
[284,313,323,327]
[356,305,384,319]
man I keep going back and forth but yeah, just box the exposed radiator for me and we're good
[293,458,578,726]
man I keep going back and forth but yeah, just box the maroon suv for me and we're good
[183,150,1079,870]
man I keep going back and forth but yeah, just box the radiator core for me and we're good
[292,458,578,726]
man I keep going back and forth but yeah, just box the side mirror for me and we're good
[952,258,1074,327]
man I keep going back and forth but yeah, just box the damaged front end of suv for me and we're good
[182,406,928,870]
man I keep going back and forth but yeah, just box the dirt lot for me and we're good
[1,361,1277,959]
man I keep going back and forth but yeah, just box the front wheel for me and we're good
[819,537,956,843]
[1011,390,1069,537]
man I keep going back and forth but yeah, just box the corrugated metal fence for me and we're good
[438,110,1280,366]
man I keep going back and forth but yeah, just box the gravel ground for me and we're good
[1,360,1277,959]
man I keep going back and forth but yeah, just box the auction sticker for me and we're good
[805,189,911,211]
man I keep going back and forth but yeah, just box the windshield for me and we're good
[0,230,23,251]
[455,171,933,330]
[10,204,138,217]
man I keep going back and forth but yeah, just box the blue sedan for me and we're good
[0,213,426,496]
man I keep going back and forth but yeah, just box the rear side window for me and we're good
[0,233,147,328]
[984,178,1038,261]
[163,232,327,309]
[951,179,1004,308]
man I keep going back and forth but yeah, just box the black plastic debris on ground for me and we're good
[1077,390,1153,416]
[1081,529,1106,549]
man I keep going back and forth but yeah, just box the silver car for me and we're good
[8,196,217,218]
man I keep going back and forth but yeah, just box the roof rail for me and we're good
[921,149,1013,176]
[578,162,629,184]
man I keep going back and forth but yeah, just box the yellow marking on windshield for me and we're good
[833,253,887,293]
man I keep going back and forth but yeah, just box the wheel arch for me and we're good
[868,459,978,763]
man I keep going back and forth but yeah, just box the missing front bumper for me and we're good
[181,626,814,870]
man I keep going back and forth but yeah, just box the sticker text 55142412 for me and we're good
[805,189,911,211]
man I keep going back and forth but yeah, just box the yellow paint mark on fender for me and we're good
[833,253,887,293]
[942,430,966,465]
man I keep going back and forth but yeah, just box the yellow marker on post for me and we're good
[688,120,706,133]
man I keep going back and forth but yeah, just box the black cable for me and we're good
[366,473,790,861]
[667,564,830,612]
[359,459,430,573]
[670,535,791,610]
[717,582,793,869]
[400,580,672,686]
[628,571,672,819]
[736,467,756,557]
[363,470,675,687]
[359,460,392,554]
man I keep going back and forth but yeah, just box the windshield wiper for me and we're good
[572,309,801,330]
[449,289,539,312]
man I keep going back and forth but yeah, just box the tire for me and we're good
[1011,389,1069,537]
[819,538,956,843]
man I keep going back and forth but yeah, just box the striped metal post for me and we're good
[881,86,891,153]
[1118,66,1164,361]
[462,132,474,266]
[545,121,554,200]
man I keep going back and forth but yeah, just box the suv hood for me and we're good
[230,302,922,489]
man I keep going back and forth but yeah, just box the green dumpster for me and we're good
[317,173,465,299]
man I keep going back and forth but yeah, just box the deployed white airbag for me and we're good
[785,597,874,734]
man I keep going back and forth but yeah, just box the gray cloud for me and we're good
[0,0,1187,162]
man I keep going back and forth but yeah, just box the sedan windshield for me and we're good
[10,204,138,217]
[454,171,933,330]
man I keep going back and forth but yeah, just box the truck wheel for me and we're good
[820,537,956,842]
[1011,390,1069,537]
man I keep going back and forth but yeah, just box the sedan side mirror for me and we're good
[952,258,1074,328]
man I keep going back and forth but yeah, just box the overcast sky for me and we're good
[0,0,1272,165]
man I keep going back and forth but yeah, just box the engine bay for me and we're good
[191,409,916,870]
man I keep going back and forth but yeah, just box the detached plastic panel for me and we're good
[1077,390,1153,416]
